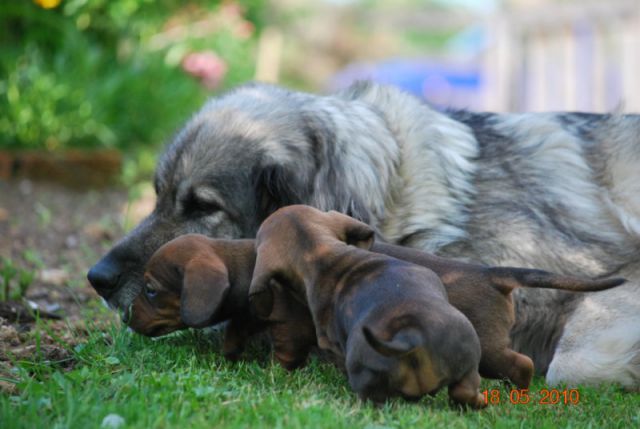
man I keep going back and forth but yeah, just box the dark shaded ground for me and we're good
[0,179,144,389]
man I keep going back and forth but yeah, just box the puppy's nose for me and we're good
[87,257,121,298]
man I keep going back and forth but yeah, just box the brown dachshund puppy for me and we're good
[370,242,625,389]
[249,205,485,407]
[125,234,261,359]
[125,233,315,363]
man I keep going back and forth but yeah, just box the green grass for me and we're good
[1,317,639,429]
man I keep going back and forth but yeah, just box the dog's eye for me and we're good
[194,199,221,213]
[183,194,221,217]
[144,283,157,299]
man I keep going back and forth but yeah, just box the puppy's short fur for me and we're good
[371,243,626,389]
[126,234,261,359]
[250,205,485,407]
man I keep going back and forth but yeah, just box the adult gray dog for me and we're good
[88,81,640,389]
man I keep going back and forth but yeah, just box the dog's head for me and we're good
[87,83,379,311]
[346,322,446,404]
[125,234,231,337]
[248,205,375,319]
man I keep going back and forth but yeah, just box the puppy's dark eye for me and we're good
[144,282,157,299]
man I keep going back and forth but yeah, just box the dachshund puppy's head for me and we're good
[346,321,448,404]
[249,205,374,317]
[126,234,230,337]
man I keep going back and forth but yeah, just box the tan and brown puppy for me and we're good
[370,242,625,389]
[249,205,485,407]
[125,234,262,359]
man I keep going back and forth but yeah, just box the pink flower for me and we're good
[181,51,227,90]
[234,21,254,39]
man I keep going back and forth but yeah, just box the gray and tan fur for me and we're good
[88,81,640,389]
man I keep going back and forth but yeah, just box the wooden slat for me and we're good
[480,0,639,112]
[621,15,640,111]
[562,25,578,111]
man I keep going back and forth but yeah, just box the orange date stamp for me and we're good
[482,388,581,405]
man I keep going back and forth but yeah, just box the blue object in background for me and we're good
[328,59,483,110]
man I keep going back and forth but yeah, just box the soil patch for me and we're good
[0,178,153,388]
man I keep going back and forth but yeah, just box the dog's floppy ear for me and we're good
[248,247,281,319]
[249,274,276,320]
[328,210,375,250]
[363,326,421,357]
[180,257,230,328]
[249,242,303,320]
[253,162,313,220]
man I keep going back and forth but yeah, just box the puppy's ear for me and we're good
[248,247,280,319]
[180,258,230,328]
[328,210,375,250]
[362,326,421,357]
[249,275,276,320]
[250,232,300,319]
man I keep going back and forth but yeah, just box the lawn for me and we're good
[2,310,639,429]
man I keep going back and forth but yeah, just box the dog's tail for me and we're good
[488,267,626,295]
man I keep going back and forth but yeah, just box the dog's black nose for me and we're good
[87,257,121,298]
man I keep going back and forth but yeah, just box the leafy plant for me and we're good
[0,0,266,155]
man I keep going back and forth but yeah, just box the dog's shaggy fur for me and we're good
[88,81,640,388]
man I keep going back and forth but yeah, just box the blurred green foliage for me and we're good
[1,255,38,302]
[0,0,264,153]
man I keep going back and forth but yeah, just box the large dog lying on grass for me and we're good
[88,81,640,389]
